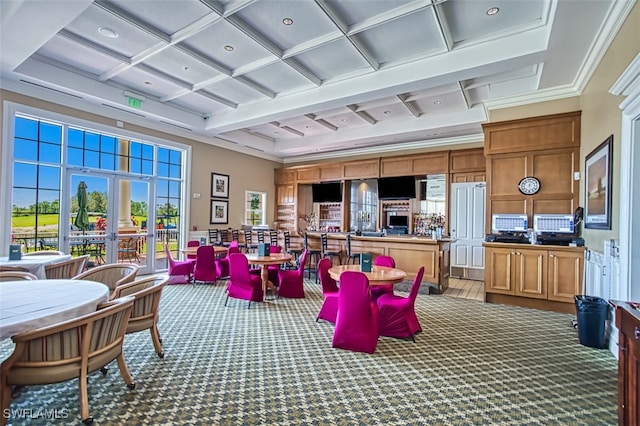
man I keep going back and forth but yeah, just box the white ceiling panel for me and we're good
[0,0,627,160]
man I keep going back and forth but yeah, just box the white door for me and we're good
[450,182,486,275]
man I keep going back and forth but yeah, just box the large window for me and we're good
[349,180,378,232]
[6,111,188,271]
[245,191,266,225]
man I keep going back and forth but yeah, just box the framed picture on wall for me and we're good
[584,135,613,230]
[211,172,229,199]
[210,200,229,224]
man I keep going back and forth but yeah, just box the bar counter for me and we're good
[305,232,451,292]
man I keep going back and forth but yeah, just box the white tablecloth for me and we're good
[0,279,109,340]
[0,254,72,279]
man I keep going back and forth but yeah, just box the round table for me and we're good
[0,279,110,340]
[245,253,293,300]
[181,245,228,258]
[328,264,407,285]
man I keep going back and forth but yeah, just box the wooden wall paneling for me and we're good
[531,199,576,215]
[342,159,379,179]
[275,168,296,184]
[483,111,581,155]
[488,155,528,197]
[531,149,578,196]
[380,157,413,177]
[450,148,486,172]
[319,164,343,181]
[296,167,321,183]
[452,172,486,183]
[412,152,449,175]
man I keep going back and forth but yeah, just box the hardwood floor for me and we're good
[443,277,484,301]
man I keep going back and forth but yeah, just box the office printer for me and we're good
[533,214,585,246]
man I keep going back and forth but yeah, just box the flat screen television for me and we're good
[377,176,416,200]
[388,215,408,227]
[312,182,342,202]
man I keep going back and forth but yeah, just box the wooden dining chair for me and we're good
[111,276,169,358]
[0,271,38,281]
[0,296,135,425]
[44,255,89,279]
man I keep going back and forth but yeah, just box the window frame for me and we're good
[244,190,266,226]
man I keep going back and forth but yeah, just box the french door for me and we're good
[65,172,155,275]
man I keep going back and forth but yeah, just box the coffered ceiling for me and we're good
[0,0,630,162]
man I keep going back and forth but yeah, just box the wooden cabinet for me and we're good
[547,249,584,303]
[484,243,584,313]
[612,301,640,426]
[380,200,412,232]
[380,152,449,177]
[275,184,296,232]
[485,246,546,298]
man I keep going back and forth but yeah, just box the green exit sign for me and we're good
[126,96,142,109]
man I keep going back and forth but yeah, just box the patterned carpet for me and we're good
[1,279,618,425]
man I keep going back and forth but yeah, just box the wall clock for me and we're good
[518,176,541,195]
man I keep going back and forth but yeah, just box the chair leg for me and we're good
[79,368,91,424]
[116,354,135,390]
[1,377,12,426]
[225,295,229,306]
[151,326,164,358]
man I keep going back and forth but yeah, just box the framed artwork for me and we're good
[584,135,613,230]
[211,172,229,199]
[210,200,229,224]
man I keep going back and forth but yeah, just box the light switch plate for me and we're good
[573,172,581,180]
[193,193,201,199]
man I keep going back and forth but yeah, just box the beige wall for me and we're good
[486,2,639,252]
[0,90,281,231]
[579,2,639,251]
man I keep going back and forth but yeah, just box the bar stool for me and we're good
[345,233,361,265]
[304,233,322,281]
[219,229,230,247]
[269,230,279,247]
[231,229,246,252]
[321,233,342,265]
[283,231,302,269]
[208,229,220,246]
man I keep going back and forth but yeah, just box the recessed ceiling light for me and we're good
[282,17,293,26]
[383,110,391,115]
[274,131,280,135]
[305,125,311,129]
[341,119,348,123]
[98,26,119,39]
[183,66,189,71]
[144,81,152,85]
[224,45,234,52]
[434,100,442,105]
[486,7,499,16]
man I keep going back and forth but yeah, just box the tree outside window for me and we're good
[245,191,266,225]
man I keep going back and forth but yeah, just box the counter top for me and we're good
[483,241,586,251]
[305,232,453,244]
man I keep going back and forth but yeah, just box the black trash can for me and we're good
[574,295,609,348]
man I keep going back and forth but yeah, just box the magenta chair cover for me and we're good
[371,255,396,300]
[377,267,425,340]
[277,250,307,299]
[316,258,339,323]
[216,242,240,278]
[165,243,195,284]
[332,271,379,354]
[226,253,263,308]
[193,245,218,283]
[186,240,200,259]
[250,245,282,287]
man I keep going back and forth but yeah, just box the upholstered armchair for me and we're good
[316,258,339,323]
[377,267,425,341]
[73,263,139,299]
[164,243,195,284]
[226,253,263,308]
[277,250,308,298]
[193,245,218,284]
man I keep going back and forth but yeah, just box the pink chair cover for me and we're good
[371,255,395,300]
[316,258,339,323]
[226,253,263,308]
[277,250,307,298]
[216,242,240,278]
[186,240,200,259]
[377,267,425,340]
[332,271,379,353]
[193,245,218,283]
[165,243,195,284]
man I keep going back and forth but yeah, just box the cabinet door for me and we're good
[547,250,583,302]
[485,247,514,294]
[276,184,295,205]
[514,249,547,299]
